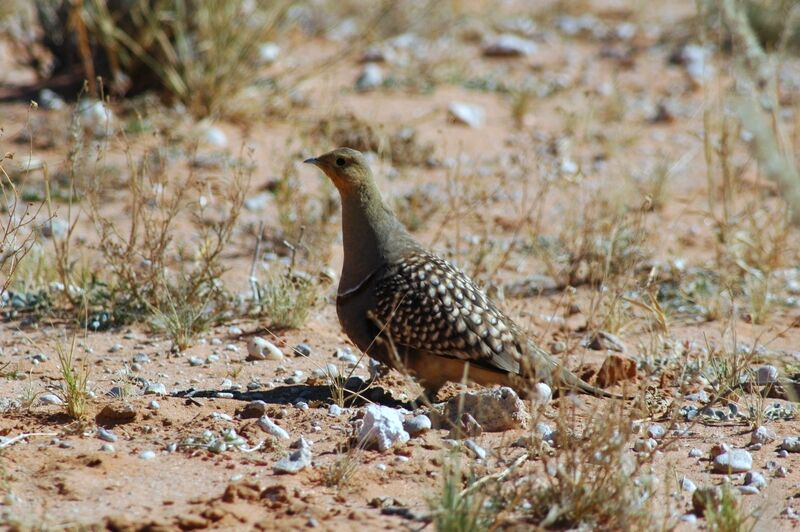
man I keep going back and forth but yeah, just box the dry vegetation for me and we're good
[1,0,800,530]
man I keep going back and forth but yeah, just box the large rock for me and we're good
[444,387,530,431]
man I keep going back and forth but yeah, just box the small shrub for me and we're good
[56,335,90,420]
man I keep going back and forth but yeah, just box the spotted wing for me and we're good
[373,251,521,373]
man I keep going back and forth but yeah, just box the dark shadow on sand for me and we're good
[171,377,410,409]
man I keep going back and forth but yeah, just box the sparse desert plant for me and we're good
[500,402,661,529]
[534,188,650,289]
[321,431,365,489]
[0,148,46,302]
[35,0,292,116]
[700,484,759,532]
[250,265,321,330]
[55,334,90,420]
[87,135,247,332]
[148,278,216,351]
[429,451,489,532]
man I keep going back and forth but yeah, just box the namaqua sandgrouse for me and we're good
[305,147,623,400]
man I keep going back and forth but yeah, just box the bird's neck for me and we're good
[339,181,413,293]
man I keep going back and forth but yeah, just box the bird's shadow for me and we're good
[171,377,410,409]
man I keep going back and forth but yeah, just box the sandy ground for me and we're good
[2,0,800,530]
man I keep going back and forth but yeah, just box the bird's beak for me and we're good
[303,157,319,166]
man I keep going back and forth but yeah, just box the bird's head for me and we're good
[304,147,373,193]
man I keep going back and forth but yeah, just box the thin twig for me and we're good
[0,432,59,449]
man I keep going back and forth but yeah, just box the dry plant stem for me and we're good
[720,0,800,221]
[0,432,59,449]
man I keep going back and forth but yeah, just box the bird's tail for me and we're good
[524,340,630,400]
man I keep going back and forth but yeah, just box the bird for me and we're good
[304,147,625,401]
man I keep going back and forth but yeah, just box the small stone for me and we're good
[550,341,566,354]
[447,102,484,128]
[291,437,311,449]
[38,88,65,110]
[680,44,714,87]
[483,34,537,57]
[633,438,657,453]
[532,382,552,405]
[39,393,63,406]
[239,400,267,418]
[31,353,48,363]
[148,400,160,410]
[132,352,150,364]
[258,42,280,65]
[681,477,697,493]
[225,344,239,353]
[293,344,312,357]
[244,193,270,211]
[744,471,766,489]
[273,447,312,474]
[247,337,284,361]
[97,402,137,423]
[535,422,556,443]
[781,436,800,453]
[328,404,343,417]
[356,63,383,92]
[738,485,760,495]
[258,416,290,440]
[647,425,665,440]
[712,449,752,473]
[755,365,779,385]
[775,466,788,478]
[97,427,118,443]
[778,449,790,458]
[750,426,776,445]
[583,331,626,352]
[144,382,167,395]
[100,443,115,452]
[680,513,697,524]
[78,99,115,137]
[403,415,432,436]
[200,125,227,148]
[464,439,486,460]
[228,326,243,335]
[358,404,410,452]
[138,450,156,460]
[189,356,204,366]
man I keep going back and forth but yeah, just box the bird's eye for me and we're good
[335,157,346,167]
